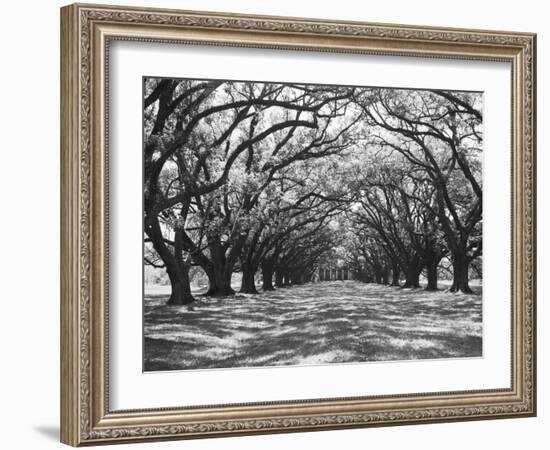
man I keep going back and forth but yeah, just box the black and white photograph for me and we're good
[143,77,483,372]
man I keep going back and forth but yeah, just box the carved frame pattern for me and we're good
[60,3,536,446]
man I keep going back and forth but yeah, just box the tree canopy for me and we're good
[143,78,483,304]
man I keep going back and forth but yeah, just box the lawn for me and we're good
[144,280,482,371]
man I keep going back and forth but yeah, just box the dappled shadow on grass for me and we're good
[144,281,482,371]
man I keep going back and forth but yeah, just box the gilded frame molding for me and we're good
[60,2,536,446]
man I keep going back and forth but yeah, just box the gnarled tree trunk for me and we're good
[402,261,422,288]
[391,264,401,286]
[240,262,258,294]
[145,219,195,305]
[166,265,194,305]
[262,260,275,291]
[283,271,291,287]
[205,265,234,296]
[275,269,284,288]
[450,253,473,293]
[381,266,389,285]
[203,234,246,297]
[425,261,439,291]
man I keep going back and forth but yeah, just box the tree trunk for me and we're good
[375,270,382,284]
[262,261,275,291]
[145,218,195,305]
[304,270,313,283]
[403,264,422,288]
[205,265,234,296]
[166,266,195,305]
[425,260,439,291]
[204,235,237,297]
[292,270,304,285]
[391,264,400,286]
[283,271,291,286]
[240,262,258,294]
[275,269,284,288]
[382,267,389,285]
[450,254,473,293]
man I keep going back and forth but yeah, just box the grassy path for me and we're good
[144,281,482,371]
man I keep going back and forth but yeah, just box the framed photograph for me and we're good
[60,3,536,446]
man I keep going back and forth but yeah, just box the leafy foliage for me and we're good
[143,79,483,303]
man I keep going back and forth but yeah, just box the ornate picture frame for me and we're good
[60,2,536,446]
